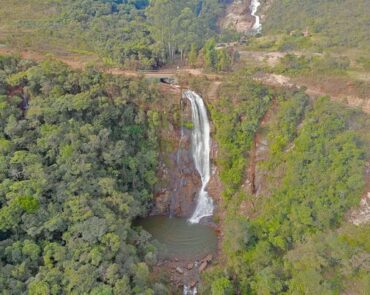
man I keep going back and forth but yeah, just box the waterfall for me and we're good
[184,285,197,295]
[183,90,214,224]
[250,0,262,33]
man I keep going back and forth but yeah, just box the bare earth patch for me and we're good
[255,73,370,114]
[349,159,370,225]
[350,193,370,225]
[239,50,286,67]
[219,0,254,33]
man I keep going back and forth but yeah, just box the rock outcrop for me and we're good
[151,98,201,217]
[349,161,370,225]
[220,0,255,33]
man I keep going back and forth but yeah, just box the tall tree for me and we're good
[204,38,217,70]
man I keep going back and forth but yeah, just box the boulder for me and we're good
[199,261,207,272]
[151,125,201,217]
[176,267,184,274]
[205,254,213,262]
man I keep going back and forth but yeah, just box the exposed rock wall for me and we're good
[349,161,370,225]
[220,0,255,33]
[151,98,201,217]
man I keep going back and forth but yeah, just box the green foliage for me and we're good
[0,0,227,69]
[17,196,39,213]
[216,49,231,72]
[203,38,233,71]
[211,277,234,295]
[268,91,309,161]
[276,54,351,76]
[0,56,162,294]
[28,280,49,295]
[285,224,370,294]
[357,56,370,71]
[264,0,370,50]
[204,38,218,70]
[210,71,272,198]
[211,91,370,294]
[188,43,198,67]
[182,120,194,130]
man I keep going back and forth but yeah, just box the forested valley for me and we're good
[0,0,369,294]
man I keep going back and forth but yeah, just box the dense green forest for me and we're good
[0,56,169,294]
[2,56,368,294]
[209,70,272,198]
[0,0,230,69]
[0,1,369,294]
[203,73,370,294]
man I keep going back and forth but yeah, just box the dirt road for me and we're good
[1,47,368,113]
[255,73,370,114]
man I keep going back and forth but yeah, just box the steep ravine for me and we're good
[146,89,220,294]
[152,90,218,221]
[151,96,200,218]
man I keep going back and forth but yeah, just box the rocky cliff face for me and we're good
[220,0,254,33]
[151,98,201,217]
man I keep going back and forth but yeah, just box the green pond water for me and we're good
[136,216,218,259]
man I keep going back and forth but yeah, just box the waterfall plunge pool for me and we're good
[136,91,217,260]
[136,216,218,260]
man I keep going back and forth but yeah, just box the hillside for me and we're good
[0,1,369,294]
[202,72,370,293]
[0,0,228,69]
[0,56,169,294]
[263,0,370,51]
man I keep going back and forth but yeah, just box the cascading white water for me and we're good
[250,0,262,33]
[184,90,214,224]
[184,285,197,295]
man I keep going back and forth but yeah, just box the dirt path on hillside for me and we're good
[1,47,368,113]
[207,81,222,100]
[256,73,370,114]
[0,48,222,80]
[239,51,286,66]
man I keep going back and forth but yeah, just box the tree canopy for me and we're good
[0,55,167,294]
